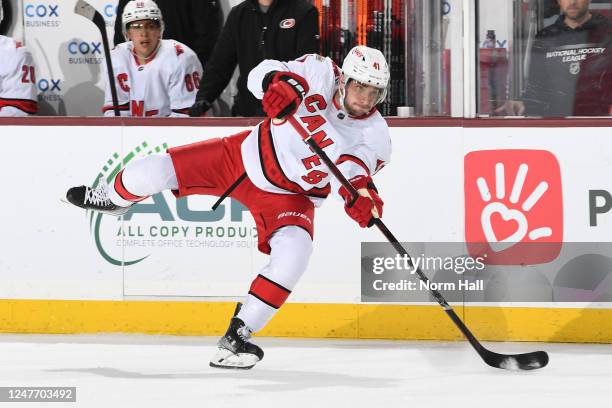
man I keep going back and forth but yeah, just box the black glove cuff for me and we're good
[262,71,279,92]
[275,101,298,120]
[188,99,211,117]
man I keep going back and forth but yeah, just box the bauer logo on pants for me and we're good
[464,149,563,265]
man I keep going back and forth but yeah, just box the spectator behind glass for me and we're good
[113,0,221,67]
[189,0,320,117]
[103,0,202,117]
[0,0,10,35]
[500,0,611,116]
[0,2,38,117]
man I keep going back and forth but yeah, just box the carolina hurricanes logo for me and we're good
[353,48,364,58]
[136,1,145,8]
[280,18,295,29]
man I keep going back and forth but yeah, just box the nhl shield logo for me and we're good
[569,62,580,75]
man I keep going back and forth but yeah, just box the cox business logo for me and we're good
[103,3,118,27]
[89,142,257,266]
[68,41,103,64]
[69,41,102,55]
[24,3,58,17]
[104,4,117,17]
[37,78,61,92]
[24,3,60,27]
[37,78,61,101]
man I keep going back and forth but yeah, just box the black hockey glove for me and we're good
[189,99,212,117]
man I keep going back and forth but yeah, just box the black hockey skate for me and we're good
[65,183,131,216]
[210,303,264,369]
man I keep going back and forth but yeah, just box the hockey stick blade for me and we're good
[74,0,98,24]
[481,348,549,371]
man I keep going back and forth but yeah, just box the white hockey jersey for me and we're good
[243,54,391,206]
[103,40,202,117]
[0,35,38,117]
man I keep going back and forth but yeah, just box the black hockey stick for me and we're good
[74,0,120,117]
[284,115,549,371]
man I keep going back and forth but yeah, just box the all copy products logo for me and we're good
[464,149,563,265]
[87,142,256,266]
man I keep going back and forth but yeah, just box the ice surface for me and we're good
[0,334,610,408]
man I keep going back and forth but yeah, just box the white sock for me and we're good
[237,226,313,332]
[108,153,178,207]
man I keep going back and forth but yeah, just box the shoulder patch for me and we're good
[15,41,23,49]
[175,44,184,56]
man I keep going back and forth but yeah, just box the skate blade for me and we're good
[209,348,260,370]
[59,196,84,210]
[60,197,130,216]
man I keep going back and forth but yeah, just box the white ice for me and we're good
[0,334,610,408]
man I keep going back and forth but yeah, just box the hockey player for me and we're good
[66,45,390,369]
[0,2,38,116]
[103,0,203,117]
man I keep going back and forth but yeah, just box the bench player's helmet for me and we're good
[122,0,164,41]
[340,46,390,107]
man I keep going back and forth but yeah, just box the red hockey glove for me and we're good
[339,175,384,228]
[262,71,309,120]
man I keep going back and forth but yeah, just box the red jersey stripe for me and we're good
[258,119,330,198]
[336,154,370,175]
[0,97,37,114]
[248,274,291,309]
[114,169,148,202]
[102,103,129,113]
